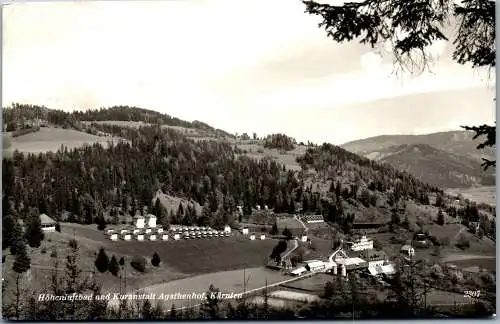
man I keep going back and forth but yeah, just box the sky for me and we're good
[3,0,496,145]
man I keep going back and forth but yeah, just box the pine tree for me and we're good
[12,239,30,320]
[270,222,278,235]
[109,255,119,276]
[282,227,293,240]
[25,209,44,248]
[119,256,125,266]
[151,252,161,267]
[437,209,445,226]
[94,248,109,273]
[3,214,16,249]
[10,221,25,256]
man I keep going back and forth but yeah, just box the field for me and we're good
[235,142,307,171]
[2,127,121,156]
[446,186,496,206]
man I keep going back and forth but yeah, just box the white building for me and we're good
[301,235,308,242]
[162,234,169,241]
[347,236,373,251]
[145,228,152,234]
[120,229,129,234]
[301,215,324,224]
[110,233,118,241]
[157,228,164,234]
[136,234,144,241]
[122,233,132,241]
[250,234,256,240]
[224,225,231,233]
[304,260,325,272]
[134,215,145,229]
[173,234,181,240]
[146,214,157,228]
[149,234,157,241]
[241,228,249,235]
[40,214,56,232]
[290,266,307,276]
[260,234,266,240]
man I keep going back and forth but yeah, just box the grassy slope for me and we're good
[2,127,122,156]
[2,222,278,299]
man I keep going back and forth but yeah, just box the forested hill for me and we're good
[2,104,234,138]
[2,105,494,241]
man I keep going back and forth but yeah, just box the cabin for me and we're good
[173,234,181,240]
[301,235,308,242]
[224,225,231,233]
[136,234,144,241]
[157,228,164,234]
[250,234,256,240]
[120,229,129,234]
[145,228,152,234]
[401,245,415,257]
[134,215,145,229]
[122,233,132,241]
[260,234,266,240]
[162,234,169,241]
[40,214,57,232]
[133,229,140,234]
[149,234,157,241]
[146,214,157,228]
[241,228,249,235]
[110,233,118,241]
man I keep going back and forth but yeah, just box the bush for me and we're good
[55,223,61,232]
[50,250,57,258]
[131,256,147,273]
[41,248,47,254]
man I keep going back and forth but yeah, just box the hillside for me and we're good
[341,130,495,163]
[3,104,234,139]
[363,143,495,189]
[341,131,496,190]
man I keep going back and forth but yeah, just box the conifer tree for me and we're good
[94,248,109,273]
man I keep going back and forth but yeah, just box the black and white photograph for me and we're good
[1,0,496,320]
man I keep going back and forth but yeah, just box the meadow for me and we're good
[2,127,121,156]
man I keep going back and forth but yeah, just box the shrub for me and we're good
[50,250,57,258]
[131,256,147,273]
[55,223,61,232]
[41,248,47,254]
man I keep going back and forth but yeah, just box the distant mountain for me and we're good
[341,131,496,189]
[341,130,495,163]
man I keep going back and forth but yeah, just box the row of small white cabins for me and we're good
[106,214,267,242]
